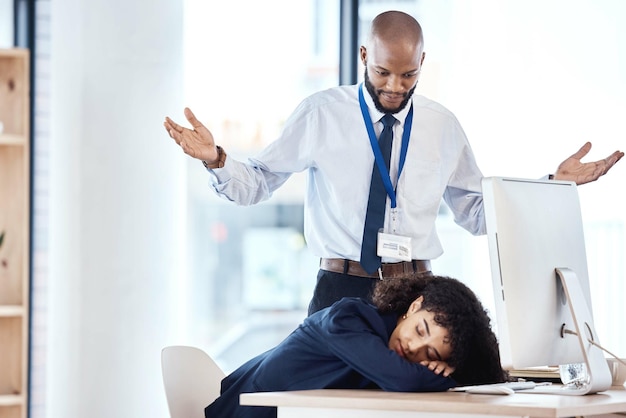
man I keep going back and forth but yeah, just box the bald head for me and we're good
[366,11,424,53]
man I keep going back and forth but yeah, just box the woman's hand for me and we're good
[420,360,455,377]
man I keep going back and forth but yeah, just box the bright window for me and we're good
[182,0,340,372]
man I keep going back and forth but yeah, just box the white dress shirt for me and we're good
[208,84,485,261]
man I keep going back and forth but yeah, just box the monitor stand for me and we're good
[547,267,612,394]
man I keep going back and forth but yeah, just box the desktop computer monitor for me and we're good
[481,177,612,394]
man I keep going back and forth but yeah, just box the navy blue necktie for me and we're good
[360,114,396,274]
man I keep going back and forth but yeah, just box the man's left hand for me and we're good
[553,142,624,185]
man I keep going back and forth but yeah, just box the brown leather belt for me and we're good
[320,258,431,279]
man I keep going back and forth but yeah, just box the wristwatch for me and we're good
[202,146,227,169]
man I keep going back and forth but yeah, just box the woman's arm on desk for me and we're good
[322,298,456,392]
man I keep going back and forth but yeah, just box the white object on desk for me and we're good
[464,385,514,395]
[607,358,626,387]
[449,380,545,395]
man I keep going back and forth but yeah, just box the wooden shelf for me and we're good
[0,306,25,317]
[0,47,30,418]
[0,394,23,407]
[0,134,26,145]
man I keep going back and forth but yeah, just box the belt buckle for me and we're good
[403,261,413,276]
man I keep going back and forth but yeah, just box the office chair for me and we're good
[161,345,226,418]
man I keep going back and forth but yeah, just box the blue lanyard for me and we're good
[358,83,413,209]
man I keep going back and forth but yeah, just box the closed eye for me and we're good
[422,319,443,361]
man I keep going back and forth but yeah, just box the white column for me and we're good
[0,0,12,47]
[49,0,186,416]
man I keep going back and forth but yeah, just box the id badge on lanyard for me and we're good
[377,208,411,261]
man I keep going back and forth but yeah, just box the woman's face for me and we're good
[388,296,452,364]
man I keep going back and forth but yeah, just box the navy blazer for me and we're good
[205,297,456,418]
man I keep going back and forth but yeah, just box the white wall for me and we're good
[49,0,186,417]
[0,0,12,47]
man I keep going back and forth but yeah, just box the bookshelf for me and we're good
[0,47,31,418]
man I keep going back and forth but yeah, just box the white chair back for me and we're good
[161,345,226,418]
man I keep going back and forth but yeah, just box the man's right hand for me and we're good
[164,107,219,163]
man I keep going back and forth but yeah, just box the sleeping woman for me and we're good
[205,273,508,417]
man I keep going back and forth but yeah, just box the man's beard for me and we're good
[364,68,417,114]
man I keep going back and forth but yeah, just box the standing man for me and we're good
[164,11,623,315]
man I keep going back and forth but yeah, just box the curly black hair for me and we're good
[371,273,509,385]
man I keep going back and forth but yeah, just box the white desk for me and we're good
[240,386,626,418]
